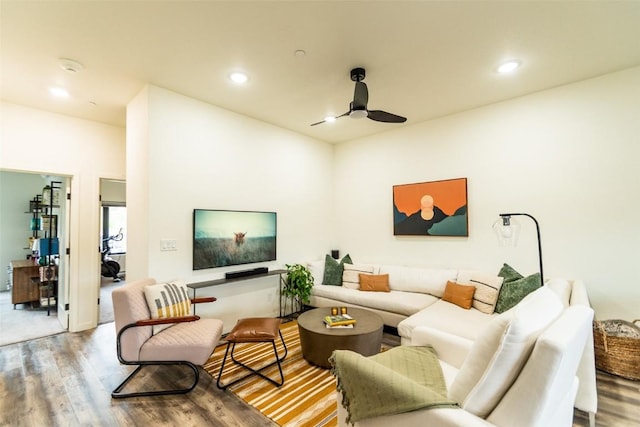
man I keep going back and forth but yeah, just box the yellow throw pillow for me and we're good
[442,280,476,309]
[359,273,390,292]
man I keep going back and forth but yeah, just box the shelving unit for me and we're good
[12,181,61,314]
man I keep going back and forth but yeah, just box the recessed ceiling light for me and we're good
[229,72,248,84]
[497,60,521,74]
[49,86,69,98]
[294,49,306,57]
[324,116,336,123]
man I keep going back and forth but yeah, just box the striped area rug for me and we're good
[203,321,338,427]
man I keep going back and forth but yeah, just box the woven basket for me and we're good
[593,319,640,381]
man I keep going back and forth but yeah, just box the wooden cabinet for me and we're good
[10,260,40,307]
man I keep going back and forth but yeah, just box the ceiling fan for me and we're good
[311,67,407,126]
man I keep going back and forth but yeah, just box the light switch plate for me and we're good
[160,239,177,251]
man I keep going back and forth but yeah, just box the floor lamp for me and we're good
[493,213,544,285]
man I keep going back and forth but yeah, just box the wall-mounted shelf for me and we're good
[187,269,287,316]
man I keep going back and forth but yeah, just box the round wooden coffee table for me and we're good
[297,307,383,368]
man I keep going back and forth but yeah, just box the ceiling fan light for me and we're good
[349,109,368,119]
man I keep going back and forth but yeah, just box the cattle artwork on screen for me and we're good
[193,209,277,270]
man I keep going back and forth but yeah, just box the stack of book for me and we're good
[323,314,356,328]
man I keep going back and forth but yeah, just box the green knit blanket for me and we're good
[330,346,458,424]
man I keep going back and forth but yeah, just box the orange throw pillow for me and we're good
[359,273,390,292]
[442,281,476,309]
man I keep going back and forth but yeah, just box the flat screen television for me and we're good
[193,209,277,270]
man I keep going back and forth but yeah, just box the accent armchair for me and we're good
[111,278,223,398]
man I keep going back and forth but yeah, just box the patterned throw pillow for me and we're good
[495,272,541,314]
[322,254,353,286]
[342,263,375,289]
[144,280,192,334]
[497,263,524,283]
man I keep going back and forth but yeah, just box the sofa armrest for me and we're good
[569,280,591,307]
[569,280,598,416]
[410,326,473,369]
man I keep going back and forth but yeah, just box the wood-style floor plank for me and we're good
[0,323,638,427]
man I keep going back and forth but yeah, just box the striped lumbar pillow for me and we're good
[456,271,504,314]
[144,280,192,334]
[342,263,375,289]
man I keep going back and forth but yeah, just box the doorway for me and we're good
[99,178,126,324]
[0,170,70,345]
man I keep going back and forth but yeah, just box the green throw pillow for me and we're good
[322,254,353,286]
[497,263,524,283]
[494,272,542,313]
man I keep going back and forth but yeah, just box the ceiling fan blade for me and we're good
[353,81,368,109]
[367,110,407,123]
[310,111,350,126]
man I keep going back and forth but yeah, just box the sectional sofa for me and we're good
[307,259,597,425]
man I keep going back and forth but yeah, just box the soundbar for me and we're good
[225,267,269,280]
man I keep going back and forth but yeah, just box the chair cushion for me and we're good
[227,317,281,342]
[139,317,223,365]
[448,286,563,418]
[144,280,192,334]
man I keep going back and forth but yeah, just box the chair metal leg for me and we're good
[217,330,287,390]
[111,360,200,398]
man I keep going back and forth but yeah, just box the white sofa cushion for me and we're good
[456,270,504,314]
[343,263,376,289]
[398,299,495,343]
[311,284,438,316]
[448,286,564,418]
[307,260,325,287]
[379,265,457,297]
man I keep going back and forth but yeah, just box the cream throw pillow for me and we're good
[457,271,504,314]
[144,280,192,334]
[448,286,563,418]
[342,263,375,289]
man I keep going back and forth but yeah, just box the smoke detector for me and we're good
[59,58,84,73]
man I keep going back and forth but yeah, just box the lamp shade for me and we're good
[493,216,520,246]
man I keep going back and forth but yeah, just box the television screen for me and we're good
[193,209,277,270]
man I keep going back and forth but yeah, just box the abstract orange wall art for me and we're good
[393,178,468,236]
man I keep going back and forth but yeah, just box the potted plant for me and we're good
[282,263,314,316]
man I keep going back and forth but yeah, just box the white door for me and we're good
[56,177,70,329]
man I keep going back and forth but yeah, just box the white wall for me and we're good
[0,102,126,331]
[333,66,640,321]
[127,86,334,331]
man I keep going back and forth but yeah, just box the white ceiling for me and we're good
[2,1,640,144]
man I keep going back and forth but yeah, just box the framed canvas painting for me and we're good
[393,178,468,236]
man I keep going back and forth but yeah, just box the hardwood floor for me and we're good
[0,323,638,426]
